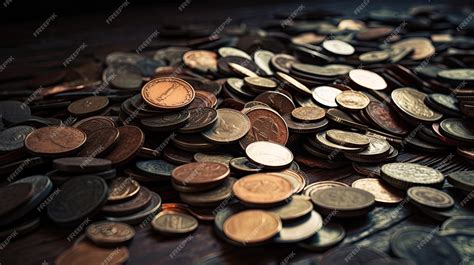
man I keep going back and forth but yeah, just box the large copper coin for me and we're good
[73,116,116,136]
[233,173,293,205]
[178,107,218,133]
[365,101,409,136]
[239,107,288,149]
[108,177,141,202]
[0,183,33,217]
[202,108,250,144]
[104,126,144,166]
[245,141,293,169]
[391,88,442,123]
[77,127,119,157]
[24,126,86,157]
[223,210,282,244]
[102,186,152,216]
[171,162,230,186]
[407,186,454,209]
[183,50,218,73]
[349,69,387,90]
[141,77,195,109]
[67,96,109,117]
[55,241,129,265]
[254,91,295,115]
[352,178,404,204]
[86,221,135,246]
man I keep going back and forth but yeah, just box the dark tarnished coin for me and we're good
[311,187,375,217]
[140,110,190,132]
[104,126,144,166]
[105,63,143,90]
[67,96,109,117]
[24,126,87,157]
[442,216,474,232]
[108,177,140,202]
[0,100,31,124]
[246,141,293,169]
[447,171,474,192]
[254,91,295,115]
[217,56,258,76]
[152,211,198,235]
[163,144,194,165]
[47,175,108,225]
[53,157,112,173]
[271,54,297,74]
[172,162,230,187]
[291,106,325,122]
[135,160,176,179]
[202,108,250,144]
[178,107,218,133]
[86,221,135,246]
[381,163,445,190]
[439,231,474,265]
[225,78,256,98]
[77,127,119,157]
[356,26,393,41]
[194,152,233,166]
[367,258,416,265]
[390,227,462,265]
[320,246,388,265]
[408,186,454,209]
[299,223,346,252]
[0,125,34,152]
[326,129,370,148]
[267,196,313,221]
[102,186,152,216]
[104,192,162,225]
[365,101,409,136]
[188,90,217,109]
[426,93,460,114]
[349,69,387,90]
[73,116,116,136]
[240,107,288,149]
[440,118,474,143]
[0,183,33,217]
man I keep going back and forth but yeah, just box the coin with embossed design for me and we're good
[240,107,288,149]
[335,90,370,111]
[291,106,325,122]
[233,173,293,205]
[141,77,195,109]
[391,87,442,123]
[152,211,198,235]
[381,163,445,190]
[25,126,86,157]
[0,125,34,153]
[108,177,140,202]
[408,186,454,209]
[183,50,218,73]
[365,101,409,136]
[440,118,474,143]
[311,187,375,217]
[352,178,404,204]
[202,108,250,144]
[178,107,218,133]
[68,96,109,117]
[172,162,230,187]
[326,129,370,148]
[223,210,282,244]
[86,221,135,246]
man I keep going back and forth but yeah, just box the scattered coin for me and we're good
[68,96,109,117]
[442,216,474,232]
[24,126,87,157]
[274,210,323,243]
[407,186,454,209]
[391,87,442,123]
[312,86,342,107]
[352,178,404,204]
[183,50,218,73]
[104,126,144,166]
[440,118,474,143]
[0,125,34,153]
[381,162,445,190]
[152,211,198,235]
[335,90,370,111]
[86,221,135,246]
[349,69,387,90]
[291,106,326,122]
[245,141,293,169]
[55,241,129,265]
[171,162,230,186]
[326,129,370,148]
[141,77,195,109]
[0,183,33,217]
[53,157,112,173]
[223,210,282,244]
[447,171,474,192]
[202,108,251,144]
[233,173,293,206]
[311,187,375,217]
[319,246,388,265]
[101,186,152,217]
[108,177,140,202]
[267,196,313,221]
[322,39,355,56]
[299,223,346,251]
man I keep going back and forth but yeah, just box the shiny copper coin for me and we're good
[55,241,129,265]
[335,90,370,111]
[239,107,288,149]
[202,108,250,144]
[24,126,86,157]
[291,106,325,122]
[171,162,230,186]
[73,116,116,136]
[108,177,140,202]
[67,96,109,117]
[233,173,293,205]
[86,221,135,246]
[183,50,218,73]
[352,178,404,204]
[77,127,119,157]
[141,77,195,109]
[104,126,144,166]
[223,210,282,244]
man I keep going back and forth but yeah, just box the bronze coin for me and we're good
[141,77,195,109]
[24,126,87,157]
[365,101,409,136]
[183,50,218,73]
[102,187,152,216]
[178,107,218,133]
[223,210,282,244]
[188,90,218,109]
[77,127,120,157]
[108,177,141,202]
[291,106,326,122]
[86,221,135,246]
[73,116,116,136]
[254,91,295,115]
[407,186,454,209]
[233,173,293,205]
[52,157,112,173]
[67,96,109,117]
[104,126,144,166]
[140,110,190,132]
[55,241,129,265]
[0,183,33,217]
[162,144,194,165]
[171,162,230,187]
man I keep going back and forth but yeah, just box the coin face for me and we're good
[245,141,293,168]
[108,177,140,201]
[312,86,342,107]
[352,178,404,204]
[183,50,218,72]
[349,69,387,90]
[447,171,474,191]
[254,91,295,115]
[86,221,135,245]
[152,211,198,234]
[202,108,250,144]
[77,127,119,157]
[291,106,326,122]
[223,210,282,244]
[381,162,445,189]
[102,186,152,216]
[271,54,296,74]
[326,129,370,147]
[244,76,277,92]
[322,39,355,56]
[365,101,409,136]
[104,126,144,166]
[407,186,454,209]
[440,118,474,143]
[268,196,313,220]
[141,77,195,109]
[73,116,116,136]
[180,177,236,205]
[68,96,109,117]
[233,173,293,205]
[303,181,349,198]
[171,162,230,186]
[0,125,34,152]
[24,126,87,156]
[335,90,370,110]
[391,88,442,122]
[311,187,375,211]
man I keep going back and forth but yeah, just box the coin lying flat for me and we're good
[73,116,116,136]
[352,178,404,204]
[183,50,218,73]
[104,126,144,166]
[391,87,442,123]
[68,96,109,117]
[245,141,293,169]
[152,211,198,235]
[86,221,135,246]
[178,107,218,133]
[179,177,236,206]
[104,192,162,225]
[24,126,86,157]
[349,69,387,90]
[202,108,250,144]
[0,125,34,153]
[291,106,326,122]
[437,68,474,82]
[299,223,346,252]
[440,118,474,143]
[335,90,370,111]
[135,160,176,179]
[326,129,370,148]
[322,39,355,56]
[311,187,375,217]
[407,186,454,209]
[141,77,195,109]
[359,50,390,63]
[267,196,313,221]
[233,173,293,205]
[303,181,349,198]
[312,86,342,107]
[381,162,445,190]
[442,216,474,232]
[55,241,129,265]
[447,171,474,192]
[77,127,119,157]
[391,37,435,60]
[223,210,282,244]
[172,162,230,187]
[244,76,277,93]
[108,177,140,202]
[194,152,233,166]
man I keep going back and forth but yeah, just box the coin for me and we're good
[178,107,218,133]
[381,163,445,190]
[228,62,258,77]
[299,223,345,251]
[171,162,230,186]
[135,160,175,179]
[189,90,218,108]
[253,49,274,75]
[225,77,256,98]
[349,69,387,90]
[391,37,435,60]
[440,118,474,143]
[359,50,390,63]
[0,125,34,153]
[267,196,313,221]
[271,54,296,74]
[391,87,442,123]
[67,96,109,117]
[245,141,293,169]
[322,39,355,56]
[108,177,140,202]
[104,126,144,166]
[320,246,388,265]
[312,131,365,153]
[202,108,250,144]
[0,183,33,217]
[229,157,262,174]
[152,211,198,235]
[233,173,293,205]
[274,210,323,243]
[367,258,416,265]
[335,90,370,111]
[104,192,162,225]
[276,72,312,96]
[447,171,474,192]
[326,129,370,148]
[24,126,86,157]
[55,241,129,265]
[53,157,112,173]
[183,50,218,73]
[73,116,116,136]
[270,170,307,194]
[352,178,404,204]
[291,106,325,122]
[302,181,349,198]
[312,86,342,107]
[311,187,375,217]
[243,76,277,93]
[223,210,281,244]
[218,47,251,60]
[407,186,454,209]
[86,221,135,246]
[0,100,31,125]
[442,216,474,232]
[77,127,119,157]
[179,177,236,206]
[365,101,409,136]
[101,186,152,216]
[438,68,474,83]
[254,91,295,115]
[194,152,233,166]
[141,77,195,109]
[356,26,393,41]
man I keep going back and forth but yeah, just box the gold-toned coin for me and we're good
[303,181,349,198]
[391,37,435,60]
[351,178,404,204]
[223,210,282,244]
[391,87,442,123]
[108,177,140,202]
[291,106,326,122]
[152,211,198,235]
[183,50,218,72]
[244,76,277,93]
[86,221,135,246]
[202,108,251,144]
[179,177,236,206]
[268,196,313,221]
[335,90,370,111]
[233,173,293,205]
[245,141,293,169]
[228,62,258,77]
[326,129,370,148]
[141,77,195,109]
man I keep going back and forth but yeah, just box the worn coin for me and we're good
[349,69,387,90]
[326,129,370,148]
[189,90,218,109]
[440,118,474,143]
[202,108,250,144]
[180,177,236,206]
[335,90,370,111]
[233,173,293,205]
[68,96,109,117]
[381,163,445,190]
[442,216,474,232]
[391,87,442,123]
[303,181,349,198]
[77,127,119,157]
[312,131,365,153]
[271,54,297,74]
[135,160,175,179]
[267,196,313,221]
[312,86,342,107]
[223,210,281,244]
[152,211,198,235]
[24,126,86,157]
[0,125,34,152]
[104,192,162,225]
[291,106,325,122]
[299,223,345,251]
[352,178,404,204]
[311,187,375,217]
[229,157,262,174]
[53,157,112,173]
[140,110,190,132]
[55,241,129,265]
[73,116,115,136]
[108,177,140,202]
[447,171,474,192]
[0,183,33,217]
[245,141,293,169]
[283,113,328,134]
[359,50,390,63]
[172,162,230,187]
[254,91,295,115]
[365,101,409,136]
[0,100,31,125]
[244,76,277,93]
[183,50,218,73]
[104,126,144,166]
[102,186,152,217]
[141,77,195,109]
[86,221,135,246]
[194,152,233,166]
[407,186,454,209]
[391,37,435,60]
[178,107,218,133]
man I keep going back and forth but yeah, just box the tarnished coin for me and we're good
[104,192,162,225]
[108,177,140,202]
[312,86,342,107]
[312,131,365,153]
[447,171,474,192]
[391,87,442,123]
[245,141,293,169]
[25,126,86,157]
[67,96,109,117]
[438,68,474,83]
[408,186,454,209]
[141,77,195,109]
[171,162,230,186]
[427,93,460,114]
[326,129,370,148]
[218,47,251,60]
[86,221,135,246]
[320,246,388,265]
[223,210,282,244]
[152,211,198,235]
[268,196,313,221]
[55,241,129,265]
[271,54,297,74]
[303,181,349,198]
[299,223,346,251]
[183,50,218,73]
[391,37,435,60]
[292,63,353,77]
[233,173,293,205]
[0,125,34,152]
[53,157,112,173]
[311,187,375,217]
[365,101,409,136]
[291,106,326,122]
[349,69,387,90]
[335,90,370,111]
[189,90,218,109]
[178,107,218,133]
[322,39,355,56]
[254,91,295,115]
[226,77,256,98]
[359,50,390,63]
[381,163,445,190]
[73,116,115,136]
[202,108,250,144]
[352,178,404,204]
[104,126,144,166]
[140,110,190,132]
[283,114,329,134]
[244,76,277,93]
[135,160,176,178]
[194,152,233,166]
[0,183,33,217]
[276,72,312,96]
[442,216,474,232]
[77,127,119,157]
[101,187,152,217]
[180,177,236,206]
[440,118,474,143]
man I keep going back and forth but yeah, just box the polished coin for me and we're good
[381,163,445,190]
[245,141,293,169]
[67,96,109,117]
[53,157,112,173]
[440,118,474,143]
[108,177,140,202]
[86,221,135,246]
[352,178,404,204]
[101,187,152,217]
[180,177,236,206]
[391,87,442,123]
[202,108,250,144]
[365,101,409,136]
[274,211,323,243]
[104,126,144,166]
[391,37,435,60]
[223,210,281,244]
[171,162,230,186]
[218,47,251,60]
[267,196,313,221]
[77,127,119,158]
[335,90,370,111]
[244,76,277,93]
[408,186,454,209]
[349,69,387,90]
[183,50,218,72]
[233,173,293,205]
[141,77,195,109]
[447,171,474,192]
[229,157,262,173]
[152,211,198,235]
[299,223,345,251]
[178,107,217,133]
[311,187,375,217]
[359,50,390,63]
[73,116,115,136]
[312,86,342,107]
[0,125,34,152]
[438,68,474,83]
[55,241,129,265]
[276,72,312,96]
[0,183,33,217]
[291,106,325,122]
[320,246,388,265]
[322,39,355,56]
[194,152,233,166]
[303,181,349,198]
[326,129,370,148]
[24,126,86,157]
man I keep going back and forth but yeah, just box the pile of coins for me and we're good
[1,4,474,264]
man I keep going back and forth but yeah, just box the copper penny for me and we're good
[365,101,409,136]
[108,177,141,202]
[240,107,288,150]
[335,90,370,111]
[104,126,144,166]
[171,162,230,186]
[24,126,86,157]
[233,173,293,205]
[183,50,218,73]
[188,90,217,109]
[141,77,195,109]
[223,210,282,244]
[352,178,404,204]
[73,116,116,136]
[291,106,326,122]
[0,183,33,217]
[254,91,295,115]
[67,96,109,117]
[77,127,119,157]
[102,186,152,216]
[86,221,135,246]
[55,241,129,265]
